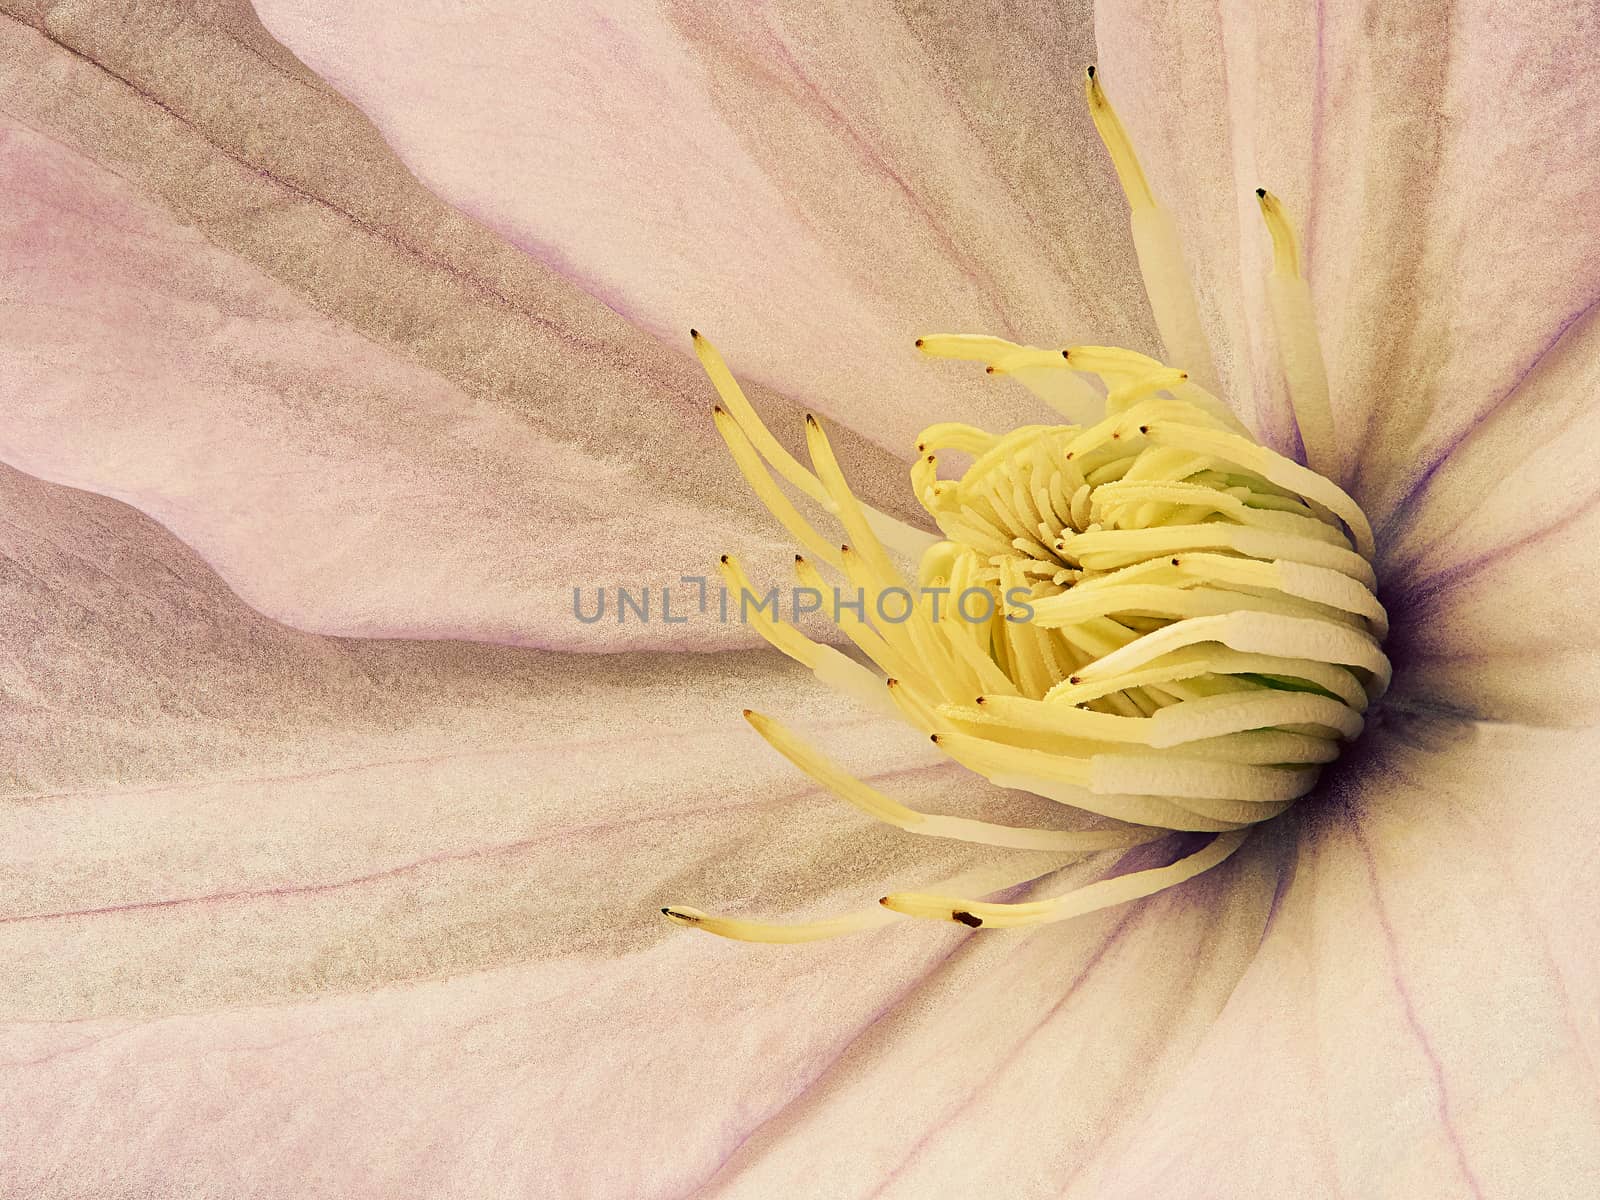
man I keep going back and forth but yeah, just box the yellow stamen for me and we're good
[665,70,1390,943]
[880,829,1250,929]
[1086,66,1221,396]
[1255,189,1340,482]
[744,710,1159,853]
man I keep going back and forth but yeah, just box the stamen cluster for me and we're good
[662,67,1389,942]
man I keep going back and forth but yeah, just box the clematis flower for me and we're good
[2,3,1598,1199]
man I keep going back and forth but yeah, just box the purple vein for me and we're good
[1350,822,1486,1200]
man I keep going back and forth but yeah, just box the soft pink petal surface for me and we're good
[1096,0,1600,516]
[0,460,1088,1196]
[12,480,1593,1199]
[1075,720,1600,1200]
[3,0,1599,1195]
[1096,0,1600,725]
[251,0,1158,454]
[0,3,919,652]
[1382,299,1600,723]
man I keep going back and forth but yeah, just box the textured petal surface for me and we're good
[0,2,919,652]
[1095,0,1600,519]
[1096,0,1600,725]
[0,459,1087,1196]
[694,829,1285,1199]
[8,1,1598,1196]
[1383,294,1600,724]
[7,456,1595,1194]
[252,0,1159,453]
[1070,719,1600,1200]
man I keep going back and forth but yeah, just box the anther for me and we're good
[953,911,984,928]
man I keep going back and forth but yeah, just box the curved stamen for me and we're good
[666,74,1389,944]
[1256,189,1340,482]
[881,829,1249,929]
[1086,66,1221,398]
[743,709,1160,853]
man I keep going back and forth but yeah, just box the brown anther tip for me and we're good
[975,696,987,705]
[741,708,754,717]
[804,412,818,426]
[690,327,701,339]
[878,896,893,907]
[1139,425,1150,434]
[1086,65,1096,79]
[1068,675,1082,685]
[1111,431,1121,439]
[929,733,942,744]
[914,337,926,348]
[984,365,998,375]
[712,404,725,415]
[840,543,852,554]
[719,553,730,564]
[1255,187,1267,199]
[1171,557,1180,566]
[916,442,927,452]
[1061,348,1071,360]
[886,677,900,688]
[953,910,984,928]
[1177,372,1188,380]
[925,454,936,464]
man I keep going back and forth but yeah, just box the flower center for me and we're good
[663,68,1388,942]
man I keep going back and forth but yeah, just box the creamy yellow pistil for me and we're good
[663,68,1388,942]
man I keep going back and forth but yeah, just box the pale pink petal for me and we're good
[688,830,1286,1197]
[1069,720,1600,1199]
[1096,0,1600,522]
[10,454,1591,1194]
[251,0,1159,452]
[0,459,1087,1195]
[1377,299,1600,723]
[0,7,912,652]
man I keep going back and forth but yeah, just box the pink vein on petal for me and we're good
[3,758,958,926]
[750,25,1022,343]
[1350,824,1487,1200]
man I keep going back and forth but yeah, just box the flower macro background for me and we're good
[3,0,1600,1196]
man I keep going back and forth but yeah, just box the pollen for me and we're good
[664,68,1388,942]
